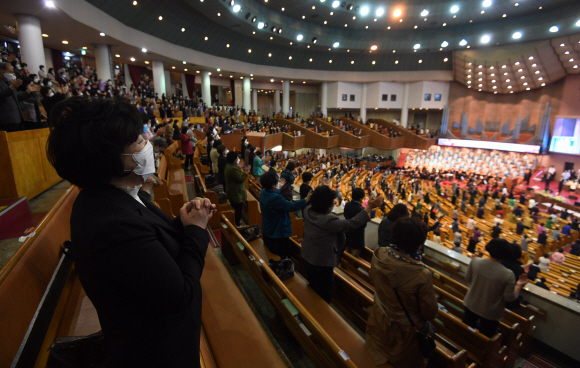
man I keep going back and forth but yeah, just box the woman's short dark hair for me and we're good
[543,253,549,258]
[226,151,239,164]
[286,161,296,171]
[260,170,278,189]
[485,239,513,260]
[507,242,522,261]
[302,172,313,183]
[181,125,188,134]
[351,188,365,201]
[46,97,142,188]
[391,217,427,253]
[309,185,336,213]
[217,145,226,155]
[213,139,222,148]
[256,150,262,157]
[387,203,409,222]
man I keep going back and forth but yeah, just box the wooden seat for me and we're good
[153,156,185,218]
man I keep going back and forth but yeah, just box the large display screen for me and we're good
[549,117,580,154]
[438,138,541,154]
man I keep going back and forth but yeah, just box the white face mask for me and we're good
[33,78,39,83]
[123,140,156,181]
[48,91,54,97]
[236,158,240,165]
[47,81,52,87]
[4,73,16,80]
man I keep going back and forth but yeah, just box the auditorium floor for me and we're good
[0,180,70,269]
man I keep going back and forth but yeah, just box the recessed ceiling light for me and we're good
[395,60,398,64]
[413,43,421,49]
[42,34,49,37]
[376,8,384,17]
[133,0,137,4]
[459,39,467,46]
[442,23,446,26]
[258,22,264,29]
[217,12,221,16]
[444,58,449,62]
[100,32,105,36]
[330,12,334,15]
[506,79,510,82]
[248,49,252,53]
[302,15,306,19]
[145,61,149,64]
[421,9,429,17]
[576,20,580,27]
[523,82,528,86]
[226,44,230,47]
[332,0,340,8]
[333,42,340,47]
[303,81,306,84]
[172,66,176,69]
[353,16,356,20]
[529,56,534,60]
[441,41,449,47]
[312,5,316,9]
[309,58,312,62]
[268,53,272,57]
[538,77,543,80]
[115,54,120,57]
[329,60,332,63]
[575,65,579,69]
[158,16,163,20]
[393,9,402,17]
[370,44,378,51]
[450,5,459,14]
[483,0,492,7]
[512,32,522,39]
[351,61,354,64]
[570,58,575,62]
[419,59,423,63]
[508,85,512,89]
[541,83,546,86]
[141,48,147,52]
[504,72,508,75]
[372,61,376,65]
[481,35,490,43]
[549,26,559,33]
[289,56,292,60]
[515,2,519,6]
[62,40,68,44]
[503,14,507,18]
[361,6,369,16]
[521,76,525,79]
[130,57,135,61]
[297,34,303,41]
[217,68,220,71]
[515,62,520,65]
[233,4,241,12]
[204,36,208,40]
[481,10,485,14]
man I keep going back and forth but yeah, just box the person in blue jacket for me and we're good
[259,170,312,260]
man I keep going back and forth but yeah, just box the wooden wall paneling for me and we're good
[311,118,369,149]
[273,118,339,149]
[0,129,62,200]
[264,133,283,151]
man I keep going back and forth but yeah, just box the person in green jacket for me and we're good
[225,151,250,226]
[253,150,264,184]
[545,217,553,229]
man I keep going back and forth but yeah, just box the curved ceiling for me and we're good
[84,0,580,71]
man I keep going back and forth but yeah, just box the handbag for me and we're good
[47,331,107,368]
[393,288,436,359]
[240,224,261,242]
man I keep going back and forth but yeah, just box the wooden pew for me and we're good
[153,155,185,218]
[220,212,387,368]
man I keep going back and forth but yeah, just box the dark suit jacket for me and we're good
[0,79,28,126]
[71,185,209,367]
[344,200,366,249]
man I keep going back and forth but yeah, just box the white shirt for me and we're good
[466,218,475,229]
[538,257,551,272]
[528,199,536,209]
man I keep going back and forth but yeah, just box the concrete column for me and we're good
[320,82,328,118]
[252,88,258,113]
[401,82,410,128]
[152,60,165,97]
[15,15,46,74]
[94,44,113,82]
[181,73,189,98]
[282,80,290,115]
[164,70,173,97]
[360,83,367,123]
[201,71,211,106]
[274,89,281,114]
[43,47,53,71]
[243,77,251,112]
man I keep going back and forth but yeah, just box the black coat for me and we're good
[538,232,547,245]
[344,201,366,249]
[71,185,209,367]
[378,217,396,247]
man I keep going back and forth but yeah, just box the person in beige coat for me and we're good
[365,216,438,368]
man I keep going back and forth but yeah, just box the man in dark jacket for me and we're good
[0,62,27,131]
[537,230,547,245]
[516,219,524,235]
[378,203,409,248]
[344,188,367,257]
[300,172,313,200]
[491,224,501,239]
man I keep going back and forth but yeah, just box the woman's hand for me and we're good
[365,196,384,212]
[516,274,528,285]
[140,176,157,192]
[181,197,217,228]
[279,178,286,187]
[305,190,313,203]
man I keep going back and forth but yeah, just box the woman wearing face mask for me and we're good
[40,85,66,122]
[46,97,216,368]
[47,68,56,82]
[17,76,45,129]
[225,151,251,226]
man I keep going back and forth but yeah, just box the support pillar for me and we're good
[275,89,281,114]
[401,82,410,128]
[43,47,53,71]
[282,80,290,115]
[320,82,328,118]
[252,88,258,113]
[152,60,165,97]
[201,71,211,106]
[94,44,113,82]
[181,73,189,98]
[124,63,132,88]
[243,77,251,112]
[164,70,173,97]
[15,15,46,74]
[360,83,367,123]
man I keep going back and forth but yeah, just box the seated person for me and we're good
[535,277,550,291]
